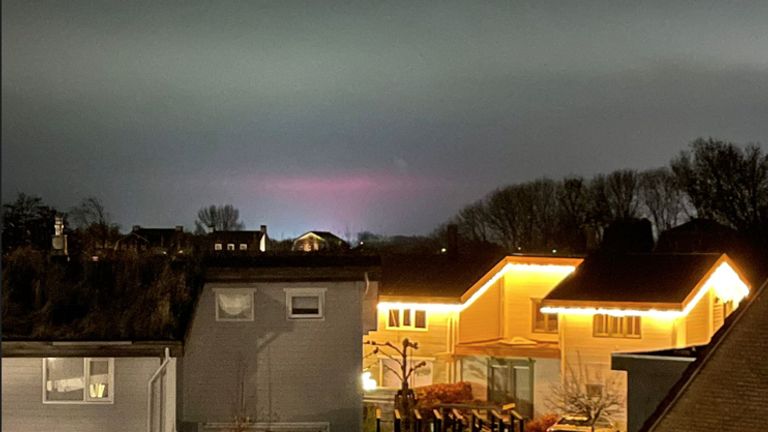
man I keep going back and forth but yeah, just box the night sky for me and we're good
[3,1,767,238]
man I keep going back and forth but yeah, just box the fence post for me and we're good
[395,408,402,432]
[376,407,382,432]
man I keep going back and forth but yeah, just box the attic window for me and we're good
[285,288,326,319]
[215,289,255,321]
[227,243,235,251]
[593,314,641,338]
[387,308,427,330]
[214,243,223,251]
[239,243,248,250]
[532,299,558,333]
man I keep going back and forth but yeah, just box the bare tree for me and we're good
[195,204,245,233]
[69,197,119,250]
[453,200,492,243]
[364,338,426,430]
[555,177,590,253]
[639,168,688,234]
[546,356,624,423]
[671,138,768,237]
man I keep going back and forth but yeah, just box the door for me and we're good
[487,358,533,417]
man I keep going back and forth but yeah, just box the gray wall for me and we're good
[2,357,160,432]
[612,356,693,432]
[181,281,368,431]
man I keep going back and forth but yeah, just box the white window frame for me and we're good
[214,243,223,251]
[42,357,114,404]
[226,243,235,251]
[285,288,326,320]
[239,243,248,250]
[385,308,428,331]
[214,288,255,322]
[593,314,641,338]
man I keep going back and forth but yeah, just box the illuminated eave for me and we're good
[540,262,750,319]
[378,260,579,314]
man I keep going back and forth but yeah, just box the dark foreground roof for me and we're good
[379,252,504,301]
[641,278,768,431]
[543,253,724,305]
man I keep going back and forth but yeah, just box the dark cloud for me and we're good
[3,0,767,236]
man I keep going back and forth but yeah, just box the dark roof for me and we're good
[379,252,504,301]
[295,231,348,245]
[641,278,768,431]
[204,253,380,282]
[543,253,724,305]
[208,230,265,241]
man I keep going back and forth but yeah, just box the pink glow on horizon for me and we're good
[253,172,447,194]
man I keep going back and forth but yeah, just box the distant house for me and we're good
[540,253,751,430]
[208,225,268,253]
[116,225,188,253]
[292,231,349,252]
[638,279,768,432]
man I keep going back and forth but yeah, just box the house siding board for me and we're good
[182,282,363,431]
[459,279,503,343]
[2,357,159,432]
[685,289,711,346]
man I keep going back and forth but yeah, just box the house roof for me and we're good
[640,278,768,431]
[379,252,504,302]
[541,253,743,308]
[208,230,265,241]
[295,231,346,243]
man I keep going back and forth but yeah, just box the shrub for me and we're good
[525,413,559,432]
[415,381,473,408]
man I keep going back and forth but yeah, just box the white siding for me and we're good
[2,357,160,432]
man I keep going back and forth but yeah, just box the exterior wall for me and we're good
[2,357,160,432]
[182,281,365,432]
[459,355,488,399]
[501,271,569,342]
[612,356,693,432]
[532,358,560,418]
[459,279,503,343]
[364,309,455,387]
[685,289,712,346]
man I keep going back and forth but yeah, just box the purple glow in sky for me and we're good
[2,1,767,236]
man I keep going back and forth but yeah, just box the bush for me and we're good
[525,413,559,432]
[415,381,473,408]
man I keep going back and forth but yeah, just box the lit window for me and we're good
[43,358,114,404]
[239,243,248,250]
[532,299,558,333]
[285,288,326,319]
[593,314,641,338]
[214,243,223,251]
[215,289,255,321]
[227,243,235,251]
[386,308,427,330]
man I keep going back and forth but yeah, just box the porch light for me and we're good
[362,371,377,391]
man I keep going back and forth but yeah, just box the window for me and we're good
[593,314,641,338]
[586,383,603,398]
[532,299,558,333]
[43,358,114,404]
[386,308,427,330]
[214,243,223,251]
[285,288,326,319]
[227,243,235,251]
[215,289,255,321]
[239,243,248,250]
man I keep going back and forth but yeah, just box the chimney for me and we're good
[132,225,141,232]
[446,224,458,255]
[175,225,184,232]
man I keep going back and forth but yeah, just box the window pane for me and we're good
[217,292,253,320]
[239,243,247,250]
[412,360,433,388]
[414,310,427,329]
[45,358,84,401]
[381,359,401,388]
[403,309,412,326]
[88,360,110,399]
[388,309,400,327]
[547,314,559,332]
[534,304,546,331]
[291,296,320,315]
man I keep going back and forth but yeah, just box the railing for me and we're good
[376,403,527,432]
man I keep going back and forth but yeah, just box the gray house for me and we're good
[180,255,379,431]
[2,253,379,432]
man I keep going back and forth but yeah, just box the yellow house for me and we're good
[364,254,583,419]
[540,253,751,430]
